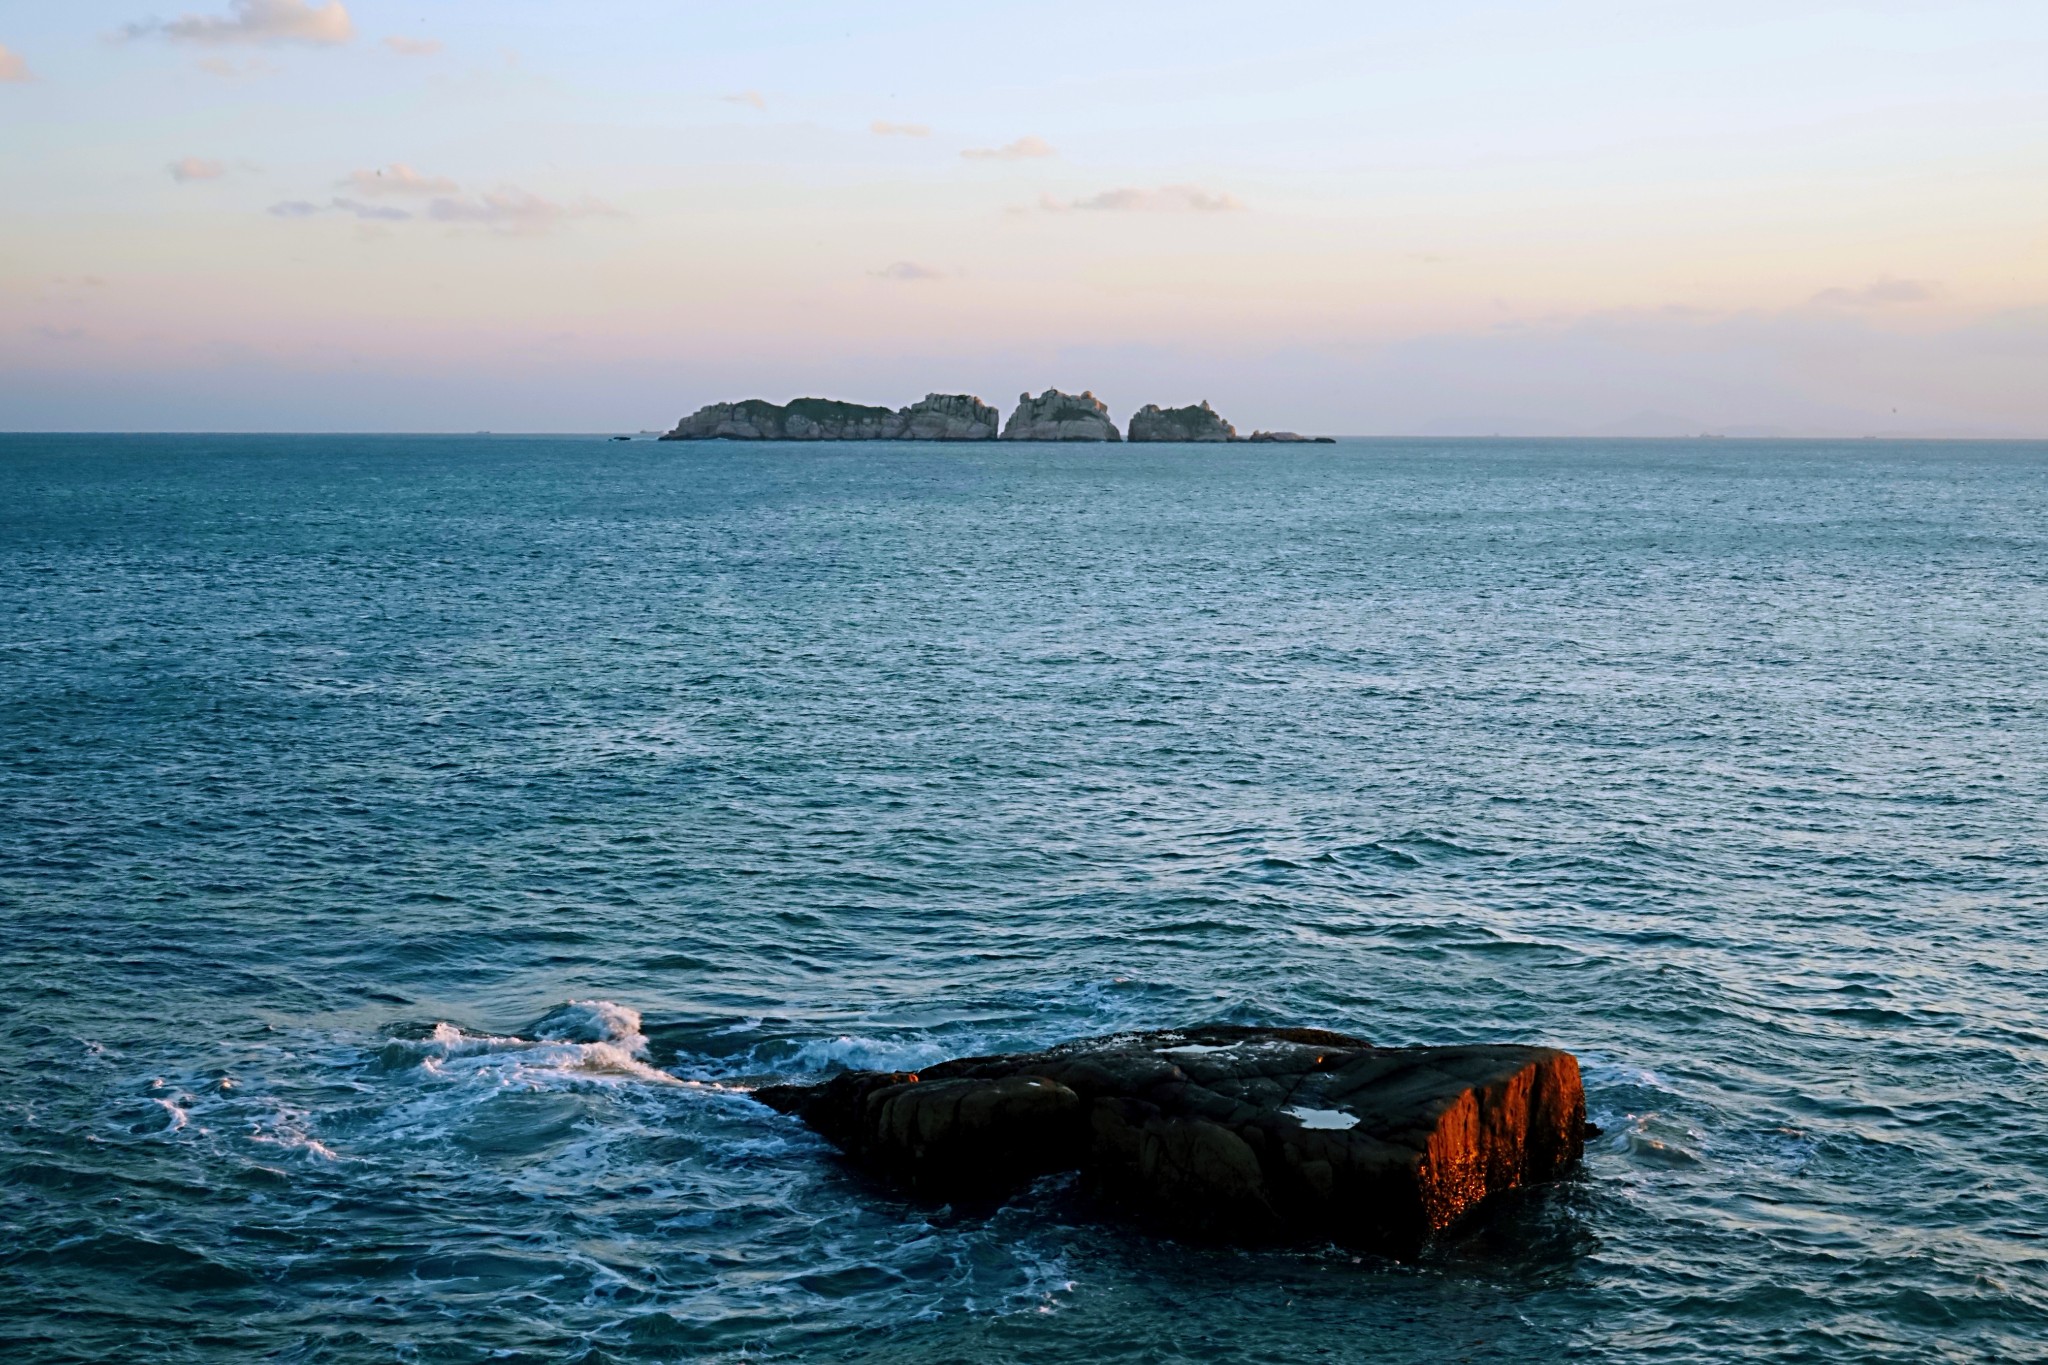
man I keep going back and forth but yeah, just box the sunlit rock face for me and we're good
[999,390,1122,442]
[897,393,1001,440]
[756,1026,1588,1257]
[1128,401,1239,442]
[660,394,999,440]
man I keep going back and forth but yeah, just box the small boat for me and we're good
[610,435,632,442]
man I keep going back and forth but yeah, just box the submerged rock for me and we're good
[660,394,1000,441]
[1000,390,1122,442]
[755,1026,1586,1256]
[1128,401,1238,443]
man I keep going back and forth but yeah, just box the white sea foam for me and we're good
[781,1034,955,1075]
[384,1001,681,1089]
[1283,1105,1359,1131]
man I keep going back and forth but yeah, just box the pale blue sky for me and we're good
[3,1,2046,432]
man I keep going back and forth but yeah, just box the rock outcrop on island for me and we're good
[999,390,1122,442]
[1128,401,1238,443]
[896,393,1003,440]
[655,391,1336,444]
[1248,430,1336,443]
[755,1026,1587,1257]
[660,393,1000,441]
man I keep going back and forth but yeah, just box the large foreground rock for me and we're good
[1128,401,1238,442]
[661,394,999,441]
[756,1026,1586,1256]
[1000,390,1122,442]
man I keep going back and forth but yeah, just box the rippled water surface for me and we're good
[3,434,2046,1363]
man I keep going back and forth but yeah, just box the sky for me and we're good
[1,0,2046,435]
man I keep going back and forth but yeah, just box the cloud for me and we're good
[342,163,458,196]
[383,35,440,56]
[0,43,32,82]
[169,156,225,182]
[1041,184,1246,213]
[961,135,1055,161]
[194,55,277,77]
[1810,278,1937,308]
[721,90,766,111]
[871,261,944,281]
[330,197,409,221]
[34,326,89,343]
[426,189,621,233]
[267,197,410,221]
[267,180,615,233]
[871,120,930,138]
[125,0,354,46]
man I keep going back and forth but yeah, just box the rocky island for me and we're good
[661,393,1000,441]
[756,1025,1587,1256]
[1128,400,1238,443]
[658,391,1335,443]
[1001,389,1122,442]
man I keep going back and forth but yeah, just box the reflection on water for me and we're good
[3,434,2046,1362]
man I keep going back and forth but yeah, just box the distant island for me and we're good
[659,391,1334,443]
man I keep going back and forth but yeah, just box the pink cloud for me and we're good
[962,135,1055,161]
[169,156,225,182]
[1040,184,1246,213]
[126,0,355,46]
[342,164,459,196]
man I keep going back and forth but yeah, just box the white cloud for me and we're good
[383,35,440,56]
[342,164,458,196]
[721,90,766,111]
[871,120,930,138]
[267,200,322,218]
[1810,278,1937,308]
[169,156,225,182]
[961,135,1055,161]
[0,43,32,82]
[126,0,354,46]
[871,261,944,281]
[426,189,621,234]
[1041,184,1246,213]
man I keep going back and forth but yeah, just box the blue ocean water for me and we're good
[2,433,2045,1363]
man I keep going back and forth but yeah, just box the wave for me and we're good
[379,1000,682,1089]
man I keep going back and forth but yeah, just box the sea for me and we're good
[2,434,2045,1363]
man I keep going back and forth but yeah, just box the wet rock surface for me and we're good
[1000,389,1122,442]
[756,1026,1586,1256]
[1128,401,1238,442]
